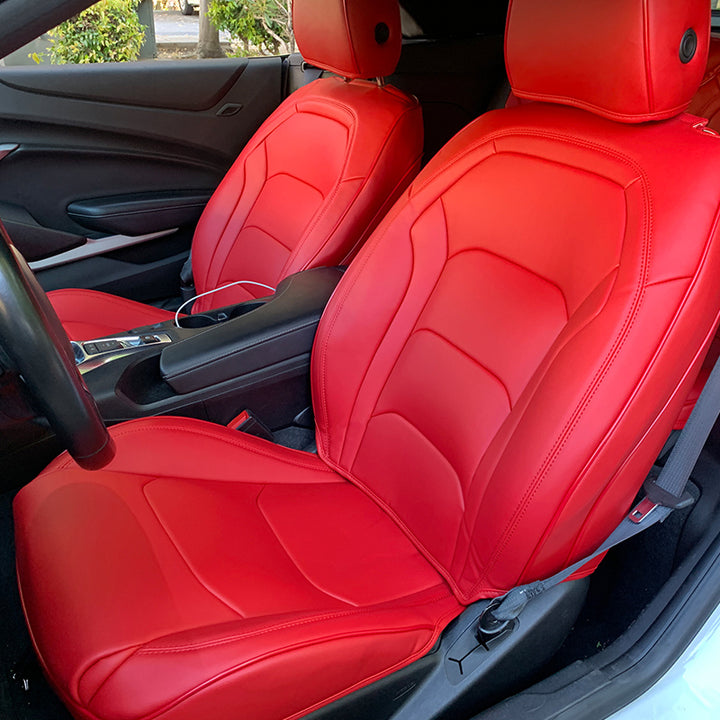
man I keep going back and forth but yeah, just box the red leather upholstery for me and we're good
[688,35,720,131]
[49,0,421,340]
[293,0,401,79]
[48,288,176,341]
[506,0,709,122]
[14,418,461,720]
[673,35,720,428]
[313,102,720,598]
[190,79,421,313]
[16,0,720,718]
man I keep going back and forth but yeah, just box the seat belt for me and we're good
[479,349,720,633]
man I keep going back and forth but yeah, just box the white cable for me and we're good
[174,279,276,328]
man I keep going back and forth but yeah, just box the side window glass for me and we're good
[1,0,296,67]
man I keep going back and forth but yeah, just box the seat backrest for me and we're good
[312,0,720,603]
[688,34,720,131]
[190,0,422,312]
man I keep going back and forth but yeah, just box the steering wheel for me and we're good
[0,223,114,470]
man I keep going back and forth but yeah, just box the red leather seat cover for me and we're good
[15,1,720,719]
[674,35,720,428]
[507,0,709,122]
[48,288,176,341]
[15,417,461,720]
[49,0,422,339]
[190,79,421,312]
[293,0,401,80]
[312,102,720,599]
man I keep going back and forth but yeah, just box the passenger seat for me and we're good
[50,0,423,341]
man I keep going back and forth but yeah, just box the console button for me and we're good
[94,340,123,353]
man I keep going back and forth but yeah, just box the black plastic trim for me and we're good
[0,202,85,261]
[67,190,213,235]
[473,515,720,720]
[0,0,96,59]
[306,579,588,720]
[160,268,343,393]
[0,61,249,112]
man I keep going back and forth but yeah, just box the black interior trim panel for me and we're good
[0,0,96,59]
[67,190,214,236]
[0,202,85,262]
[160,268,344,394]
[0,61,250,112]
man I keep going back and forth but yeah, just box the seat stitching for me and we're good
[472,173,652,595]
[135,588,452,654]
[105,422,336,472]
[87,606,460,720]
[413,327,513,408]
[203,135,264,292]
[294,102,422,274]
[255,492,360,608]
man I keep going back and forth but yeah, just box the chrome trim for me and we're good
[75,333,172,371]
[29,229,178,271]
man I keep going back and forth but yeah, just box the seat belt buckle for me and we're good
[629,497,659,524]
[227,409,275,442]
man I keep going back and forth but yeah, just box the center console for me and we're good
[75,267,344,429]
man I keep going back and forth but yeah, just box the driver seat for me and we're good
[14,1,720,719]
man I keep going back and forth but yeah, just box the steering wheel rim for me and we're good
[0,222,114,469]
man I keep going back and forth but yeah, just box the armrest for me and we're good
[159,267,344,394]
[67,189,213,235]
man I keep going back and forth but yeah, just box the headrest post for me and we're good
[376,77,386,88]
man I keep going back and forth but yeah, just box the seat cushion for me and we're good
[48,288,176,341]
[14,417,461,720]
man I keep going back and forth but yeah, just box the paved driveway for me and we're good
[154,10,230,44]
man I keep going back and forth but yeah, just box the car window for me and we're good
[0,0,297,67]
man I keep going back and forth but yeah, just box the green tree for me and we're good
[208,0,295,56]
[46,0,145,64]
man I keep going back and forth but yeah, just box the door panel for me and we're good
[0,57,283,299]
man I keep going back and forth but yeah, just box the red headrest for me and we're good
[293,0,401,79]
[506,0,710,123]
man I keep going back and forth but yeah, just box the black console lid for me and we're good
[159,267,344,394]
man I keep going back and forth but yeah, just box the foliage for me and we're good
[46,0,146,64]
[208,0,294,56]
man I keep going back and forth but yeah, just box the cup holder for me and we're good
[176,314,218,329]
[176,300,266,329]
[228,300,266,319]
